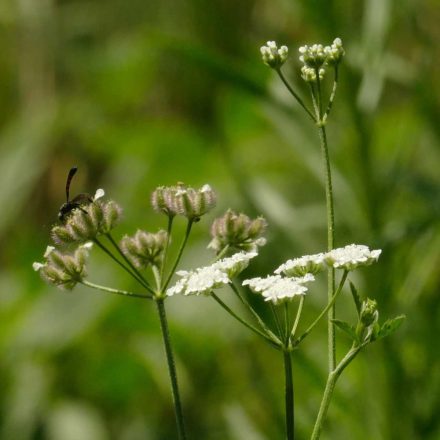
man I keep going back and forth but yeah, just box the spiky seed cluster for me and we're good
[32,243,92,290]
[120,230,168,269]
[243,273,315,304]
[260,41,289,68]
[51,199,122,245]
[151,183,217,221]
[298,38,345,83]
[166,251,257,297]
[208,210,267,254]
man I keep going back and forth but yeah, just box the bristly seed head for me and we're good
[151,183,216,221]
[120,229,168,269]
[51,196,122,245]
[33,243,93,290]
[208,209,267,254]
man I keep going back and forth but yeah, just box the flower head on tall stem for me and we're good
[260,41,289,68]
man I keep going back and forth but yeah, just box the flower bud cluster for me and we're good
[260,41,289,69]
[33,243,92,290]
[151,183,216,221]
[360,298,379,327]
[298,38,344,83]
[51,199,122,245]
[208,210,267,254]
[120,229,168,269]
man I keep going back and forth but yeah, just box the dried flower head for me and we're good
[51,195,122,245]
[275,253,326,277]
[166,251,257,297]
[325,244,382,271]
[260,41,289,68]
[208,210,267,254]
[243,273,315,304]
[120,229,168,269]
[33,243,93,290]
[151,185,181,217]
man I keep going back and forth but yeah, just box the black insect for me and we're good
[58,167,93,222]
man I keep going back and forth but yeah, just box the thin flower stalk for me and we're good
[81,280,152,300]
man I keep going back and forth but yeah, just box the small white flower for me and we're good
[44,245,55,258]
[32,262,45,271]
[243,274,314,304]
[166,251,256,297]
[325,244,382,271]
[214,251,257,278]
[275,253,326,277]
[166,266,230,297]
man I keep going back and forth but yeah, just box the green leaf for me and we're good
[349,281,362,316]
[332,319,358,342]
[376,315,406,340]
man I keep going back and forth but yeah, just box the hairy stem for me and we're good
[284,350,295,440]
[81,280,152,300]
[156,299,187,440]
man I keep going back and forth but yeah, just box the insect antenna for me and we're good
[65,166,78,202]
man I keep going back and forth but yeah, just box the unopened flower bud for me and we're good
[360,298,379,327]
[299,44,327,68]
[33,243,92,290]
[51,197,122,245]
[120,230,168,268]
[260,41,289,69]
[208,210,267,254]
[301,66,325,83]
[324,38,345,65]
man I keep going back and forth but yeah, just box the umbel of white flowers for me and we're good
[167,244,381,304]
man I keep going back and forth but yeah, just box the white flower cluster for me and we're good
[276,244,381,276]
[260,41,289,68]
[243,274,315,304]
[298,38,344,83]
[275,253,326,277]
[166,252,257,297]
[325,244,381,271]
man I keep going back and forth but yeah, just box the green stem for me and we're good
[230,283,281,344]
[276,68,316,122]
[81,280,152,300]
[323,66,339,123]
[211,293,280,348]
[310,344,363,440]
[105,233,153,293]
[318,122,336,372]
[294,270,348,347]
[284,302,291,344]
[155,299,187,440]
[214,244,230,261]
[160,216,174,286]
[163,220,193,291]
[284,350,295,440]
[93,238,149,289]
[290,296,304,342]
[271,303,283,339]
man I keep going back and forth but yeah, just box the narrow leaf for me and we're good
[349,281,362,316]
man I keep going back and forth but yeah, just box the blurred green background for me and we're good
[0,0,439,439]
